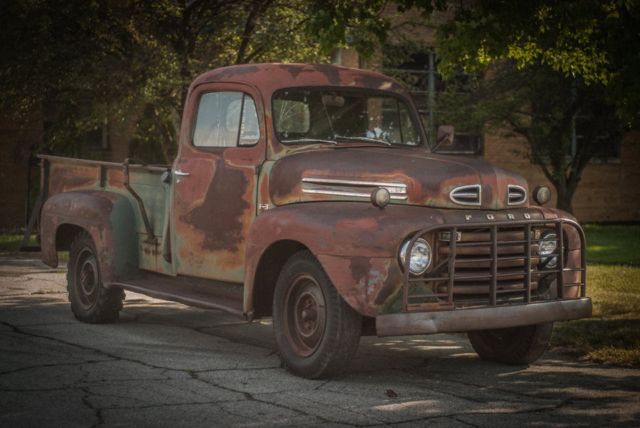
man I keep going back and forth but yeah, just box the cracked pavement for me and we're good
[1,255,639,427]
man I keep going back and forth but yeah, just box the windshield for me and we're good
[273,87,422,146]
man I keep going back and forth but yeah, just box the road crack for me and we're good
[187,370,370,427]
[80,387,105,428]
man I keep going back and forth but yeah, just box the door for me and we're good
[171,82,265,283]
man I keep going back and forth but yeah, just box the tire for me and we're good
[67,231,124,323]
[468,322,553,365]
[273,251,362,379]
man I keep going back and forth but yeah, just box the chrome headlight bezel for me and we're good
[539,231,558,268]
[399,238,432,275]
[533,185,551,205]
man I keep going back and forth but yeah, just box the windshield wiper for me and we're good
[281,138,337,145]
[334,135,393,146]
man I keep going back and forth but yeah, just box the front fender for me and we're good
[40,190,138,283]
[244,202,445,317]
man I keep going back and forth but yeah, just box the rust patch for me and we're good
[283,64,342,85]
[107,168,125,188]
[39,190,138,283]
[317,254,399,317]
[48,163,97,196]
[203,65,261,81]
[349,257,372,285]
[183,161,249,252]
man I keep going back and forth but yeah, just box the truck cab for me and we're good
[38,63,591,378]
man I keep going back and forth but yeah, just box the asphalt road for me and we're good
[1,254,639,427]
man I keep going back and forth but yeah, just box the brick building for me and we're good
[484,132,640,222]
[0,115,43,231]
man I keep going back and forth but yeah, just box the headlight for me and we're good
[539,232,558,268]
[533,186,551,205]
[399,238,432,275]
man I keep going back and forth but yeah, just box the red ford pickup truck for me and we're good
[36,63,591,378]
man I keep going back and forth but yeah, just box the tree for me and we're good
[0,0,448,163]
[434,0,638,213]
[0,0,326,163]
[438,64,620,213]
[304,0,446,57]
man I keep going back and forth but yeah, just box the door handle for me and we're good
[174,170,190,177]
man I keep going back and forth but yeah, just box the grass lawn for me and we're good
[0,234,65,260]
[0,234,37,252]
[552,224,640,366]
[583,224,640,266]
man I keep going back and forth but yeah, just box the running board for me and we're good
[109,271,245,317]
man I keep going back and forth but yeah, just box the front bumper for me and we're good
[376,297,592,336]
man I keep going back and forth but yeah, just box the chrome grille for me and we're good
[449,184,481,206]
[438,227,540,305]
[401,219,586,312]
[508,185,527,205]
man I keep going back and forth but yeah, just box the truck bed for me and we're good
[35,154,173,273]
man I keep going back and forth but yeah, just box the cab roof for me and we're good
[190,63,407,95]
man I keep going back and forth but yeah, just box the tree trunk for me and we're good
[552,178,575,214]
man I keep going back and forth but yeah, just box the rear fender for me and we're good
[40,191,139,283]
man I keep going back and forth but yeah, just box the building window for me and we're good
[82,121,109,151]
[384,50,482,156]
[572,115,621,163]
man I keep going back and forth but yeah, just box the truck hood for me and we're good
[269,147,530,210]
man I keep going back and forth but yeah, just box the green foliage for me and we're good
[0,235,34,252]
[0,0,328,163]
[437,0,640,127]
[305,0,389,58]
[0,1,450,162]
[306,0,445,58]
[451,63,621,212]
[434,0,633,212]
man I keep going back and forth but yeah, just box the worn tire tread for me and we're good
[67,231,124,323]
[468,322,553,365]
[273,250,361,379]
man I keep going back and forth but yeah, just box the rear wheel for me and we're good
[273,251,361,379]
[468,322,553,365]
[67,231,124,323]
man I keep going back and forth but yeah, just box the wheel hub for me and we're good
[75,248,99,310]
[284,275,327,357]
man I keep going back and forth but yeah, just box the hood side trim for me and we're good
[302,177,408,200]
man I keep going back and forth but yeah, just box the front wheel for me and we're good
[468,322,553,365]
[273,251,362,379]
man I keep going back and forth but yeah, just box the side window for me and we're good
[193,91,260,147]
[239,95,259,146]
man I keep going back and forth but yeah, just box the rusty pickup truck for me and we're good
[37,63,591,378]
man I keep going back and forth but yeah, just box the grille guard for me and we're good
[400,218,587,312]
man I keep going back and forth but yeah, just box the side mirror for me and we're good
[437,125,455,146]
